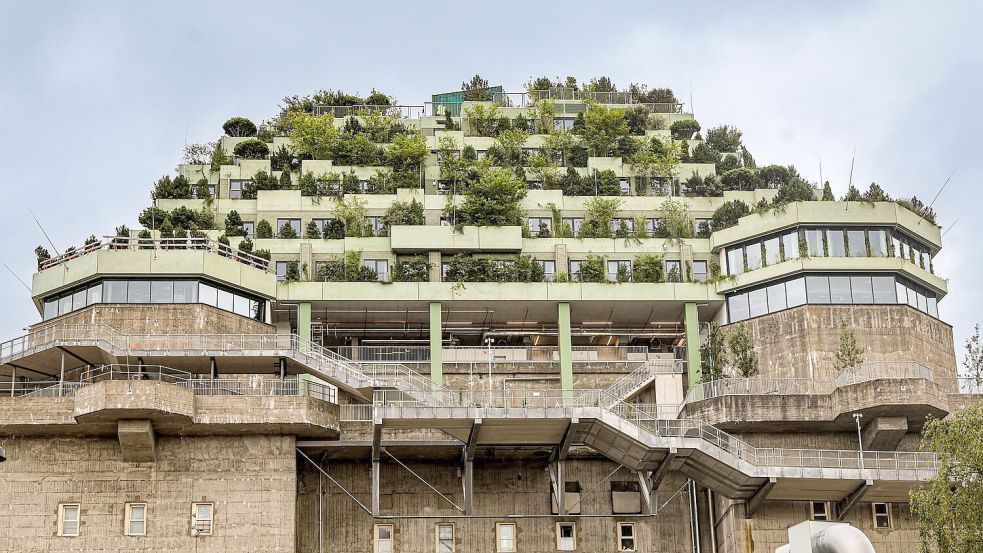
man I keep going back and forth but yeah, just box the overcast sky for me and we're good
[1,0,980,366]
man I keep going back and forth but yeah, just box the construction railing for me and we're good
[38,236,272,273]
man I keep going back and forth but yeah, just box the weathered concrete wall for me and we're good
[296,459,695,553]
[31,303,274,335]
[0,435,296,552]
[714,497,918,553]
[725,305,956,380]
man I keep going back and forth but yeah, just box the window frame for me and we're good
[191,502,214,536]
[375,523,395,553]
[276,218,301,237]
[556,521,576,551]
[435,522,454,553]
[617,522,636,552]
[872,502,892,529]
[810,501,829,521]
[125,502,147,536]
[58,503,81,537]
[496,522,516,553]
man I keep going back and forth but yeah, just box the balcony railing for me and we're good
[38,236,272,273]
[312,104,424,118]
[337,345,674,366]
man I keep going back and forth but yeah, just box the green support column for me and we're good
[429,302,443,385]
[684,302,701,390]
[298,303,312,346]
[558,302,573,400]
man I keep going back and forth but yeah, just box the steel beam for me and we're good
[744,477,776,519]
[836,479,873,521]
[372,418,382,516]
[461,418,481,515]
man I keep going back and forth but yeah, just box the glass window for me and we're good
[748,288,768,318]
[806,276,831,303]
[243,221,255,239]
[827,229,846,256]
[850,276,873,303]
[829,276,852,303]
[872,276,896,304]
[665,260,682,282]
[745,242,762,270]
[173,281,197,303]
[151,281,174,304]
[528,217,553,235]
[847,229,867,257]
[43,298,58,321]
[927,296,938,317]
[693,261,708,283]
[192,503,213,536]
[557,522,576,551]
[276,261,292,282]
[892,235,904,259]
[728,293,750,322]
[105,280,128,303]
[607,260,632,281]
[782,231,800,261]
[869,230,888,257]
[72,289,87,311]
[895,280,908,305]
[277,218,301,236]
[805,229,824,257]
[811,501,829,521]
[367,216,384,233]
[916,290,927,312]
[87,283,102,305]
[233,294,250,317]
[562,218,583,236]
[645,218,659,235]
[727,247,744,275]
[59,504,80,537]
[568,260,582,282]
[763,236,780,266]
[906,282,919,308]
[229,180,244,199]
[217,289,234,312]
[766,283,787,313]
[619,523,636,552]
[496,523,515,553]
[127,281,151,303]
[199,283,218,306]
[872,503,891,529]
[125,503,146,536]
[786,277,807,307]
[538,260,556,281]
[437,523,454,553]
[364,259,389,282]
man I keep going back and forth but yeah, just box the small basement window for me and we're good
[192,503,213,536]
[810,501,829,521]
[872,503,892,529]
[556,522,576,551]
[618,522,636,551]
[58,504,80,537]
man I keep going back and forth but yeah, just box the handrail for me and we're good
[602,359,683,404]
[38,236,272,273]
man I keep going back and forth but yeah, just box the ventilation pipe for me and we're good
[776,521,875,553]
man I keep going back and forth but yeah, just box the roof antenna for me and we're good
[29,209,67,269]
[845,147,856,212]
[688,79,694,113]
[0,260,32,294]
[942,214,961,237]
[918,165,957,226]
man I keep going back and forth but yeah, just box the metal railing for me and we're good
[340,404,375,421]
[39,236,272,273]
[338,345,667,365]
[81,363,191,384]
[602,359,684,404]
[312,104,424,119]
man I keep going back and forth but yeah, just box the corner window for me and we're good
[436,523,454,553]
[375,524,394,553]
[810,501,829,521]
[58,504,80,537]
[191,503,213,536]
[872,503,892,528]
[726,247,744,275]
[556,522,576,551]
[125,503,147,536]
[618,522,636,551]
[496,522,516,553]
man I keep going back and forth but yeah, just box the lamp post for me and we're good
[853,412,864,470]
[485,337,494,406]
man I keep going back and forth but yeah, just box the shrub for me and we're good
[223,117,257,137]
[277,222,298,239]
[581,197,621,238]
[720,168,760,191]
[304,221,321,239]
[773,179,816,204]
[683,174,722,197]
[237,237,254,253]
[383,199,425,227]
[595,169,621,196]
[670,119,701,139]
[316,251,378,282]
[457,167,527,226]
[233,138,269,159]
[35,246,50,268]
[654,198,694,241]
[579,254,606,283]
[255,219,273,239]
[689,142,720,165]
[152,175,191,200]
[392,257,431,282]
[224,210,246,237]
[253,249,271,261]
[711,200,751,231]
[705,125,742,152]
[633,254,664,283]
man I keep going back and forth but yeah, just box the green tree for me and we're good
[834,324,865,370]
[821,181,835,201]
[383,199,425,227]
[223,117,257,137]
[255,219,273,239]
[910,403,983,552]
[304,221,321,239]
[575,101,629,157]
[710,200,751,231]
[654,198,694,242]
[333,196,370,237]
[728,323,758,378]
[288,112,339,159]
[964,324,983,384]
[233,138,269,159]
[705,125,742,152]
[457,167,527,226]
[581,197,621,238]
[700,322,728,382]
[224,210,246,237]
[461,74,492,101]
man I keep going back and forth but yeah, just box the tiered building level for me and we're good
[0,86,973,553]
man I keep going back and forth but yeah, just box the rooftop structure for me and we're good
[2,79,970,553]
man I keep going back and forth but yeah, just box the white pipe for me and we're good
[776,521,875,553]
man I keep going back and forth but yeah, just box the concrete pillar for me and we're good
[300,242,313,280]
[463,460,474,515]
[371,461,380,516]
[684,303,701,390]
[428,251,442,282]
[554,244,568,277]
[429,302,443,385]
[118,420,156,463]
[298,303,312,346]
[680,244,694,282]
[558,302,573,399]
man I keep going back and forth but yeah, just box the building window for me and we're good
[763,236,781,266]
[528,217,553,236]
[538,260,557,281]
[556,522,576,551]
[229,179,250,199]
[125,503,147,536]
[745,243,762,270]
[276,261,299,283]
[562,217,583,236]
[568,260,582,282]
[869,230,888,257]
[847,229,867,257]
[695,218,711,235]
[496,522,516,553]
[618,522,636,551]
[436,523,454,553]
[610,218,635,235]
[364,259,390,282]
[242,221,255,239]
[58,504,80,537]
[367,216,385,233]
[693,260,708,283]
[726,246,744,275]
[782,230,800,261]
[645,218,659,235]
[805,229,825,257]
[810,501,829,521]
[872,503,892,529]
[607,260,631,282]
[619,178,631,196]
[665,260,682,282]
[277,218,301,237]
[192,503,213,536]
[375,524,394,553]
[826,229,846,257]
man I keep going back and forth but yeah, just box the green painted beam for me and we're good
[429,302,443,385]
[298,302,312,346]
[558,302,573,400]
[684,302,701,390]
